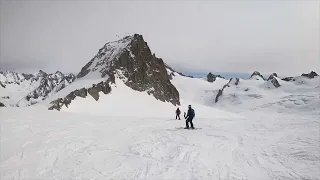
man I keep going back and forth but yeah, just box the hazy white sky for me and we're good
[0,0,319,76]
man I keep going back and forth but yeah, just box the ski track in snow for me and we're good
[1,108,319,180]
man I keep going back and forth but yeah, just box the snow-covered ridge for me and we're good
[0,70,76,107]
[216,75,319,114]
[0,71,25,84]
[167,69,320,115]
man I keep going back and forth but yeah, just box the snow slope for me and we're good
[213,76,320,114]
[40,74,237,119]
[1,105,319,180]
[168,71,229,106]
[1,70,319,179]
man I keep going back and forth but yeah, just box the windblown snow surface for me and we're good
[1,72,320,180]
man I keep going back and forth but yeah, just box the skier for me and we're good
[184,105,195,129]
[175,107,181,120]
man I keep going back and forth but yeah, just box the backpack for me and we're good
[190,108,195,118]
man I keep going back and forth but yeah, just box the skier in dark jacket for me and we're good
[176,107,181,120]
[184,105,195,129]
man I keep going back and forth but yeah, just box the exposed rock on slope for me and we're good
[76,34,180,106]
[0,102,5,107]
[215,78,240,103]
[207,72,216,82]
[270,78,281,88]
[49,80,112,111]
[229,78,240,86]
[0,82,5,88]
[0,70,76,106]
[281,71,318,82]
[301,71,318,79]
[0,71,25,84]
[267,74,281,88]
[23,72,76,105]
[282,77,295,82]
[267,73,278,81]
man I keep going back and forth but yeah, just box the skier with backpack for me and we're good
[184,105,195,129]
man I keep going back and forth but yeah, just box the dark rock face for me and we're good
[228,78,240,86]
[49,80,112,110]
[207,72,225,82]
[269,78,281,88]
[282,77,295,82]
[216,75,225,79]
[250,71,265,80]
[207,72,216,82]
[0,102,5,107]
[77,34,180,106]
[22,73,34,80]
[301,71,318,79]
[118,35,180,105]
[270,78,281,88]
[267,73,281,88]
[215,78,239,103]
[0,82,5,88]
[88,81,112,101]
[267,73,278,81]
[215,89,223,103]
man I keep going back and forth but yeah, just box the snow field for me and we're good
[1,106,319,180]
[1,72,319,179]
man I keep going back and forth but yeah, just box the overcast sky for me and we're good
[0,0,319,76]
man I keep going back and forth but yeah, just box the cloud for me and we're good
[0,0,319,75]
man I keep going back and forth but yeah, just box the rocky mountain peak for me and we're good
[77,35,136,79]
[250,71,265,80]
[76,34,180,106]
[266,73,280,88]
[37,70,48,77]
[267,73,278,81]
[206,72,224,82]
[301,71,318,79]
[207,72,216,82]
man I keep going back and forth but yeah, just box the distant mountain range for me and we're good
[0,34,318,112]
